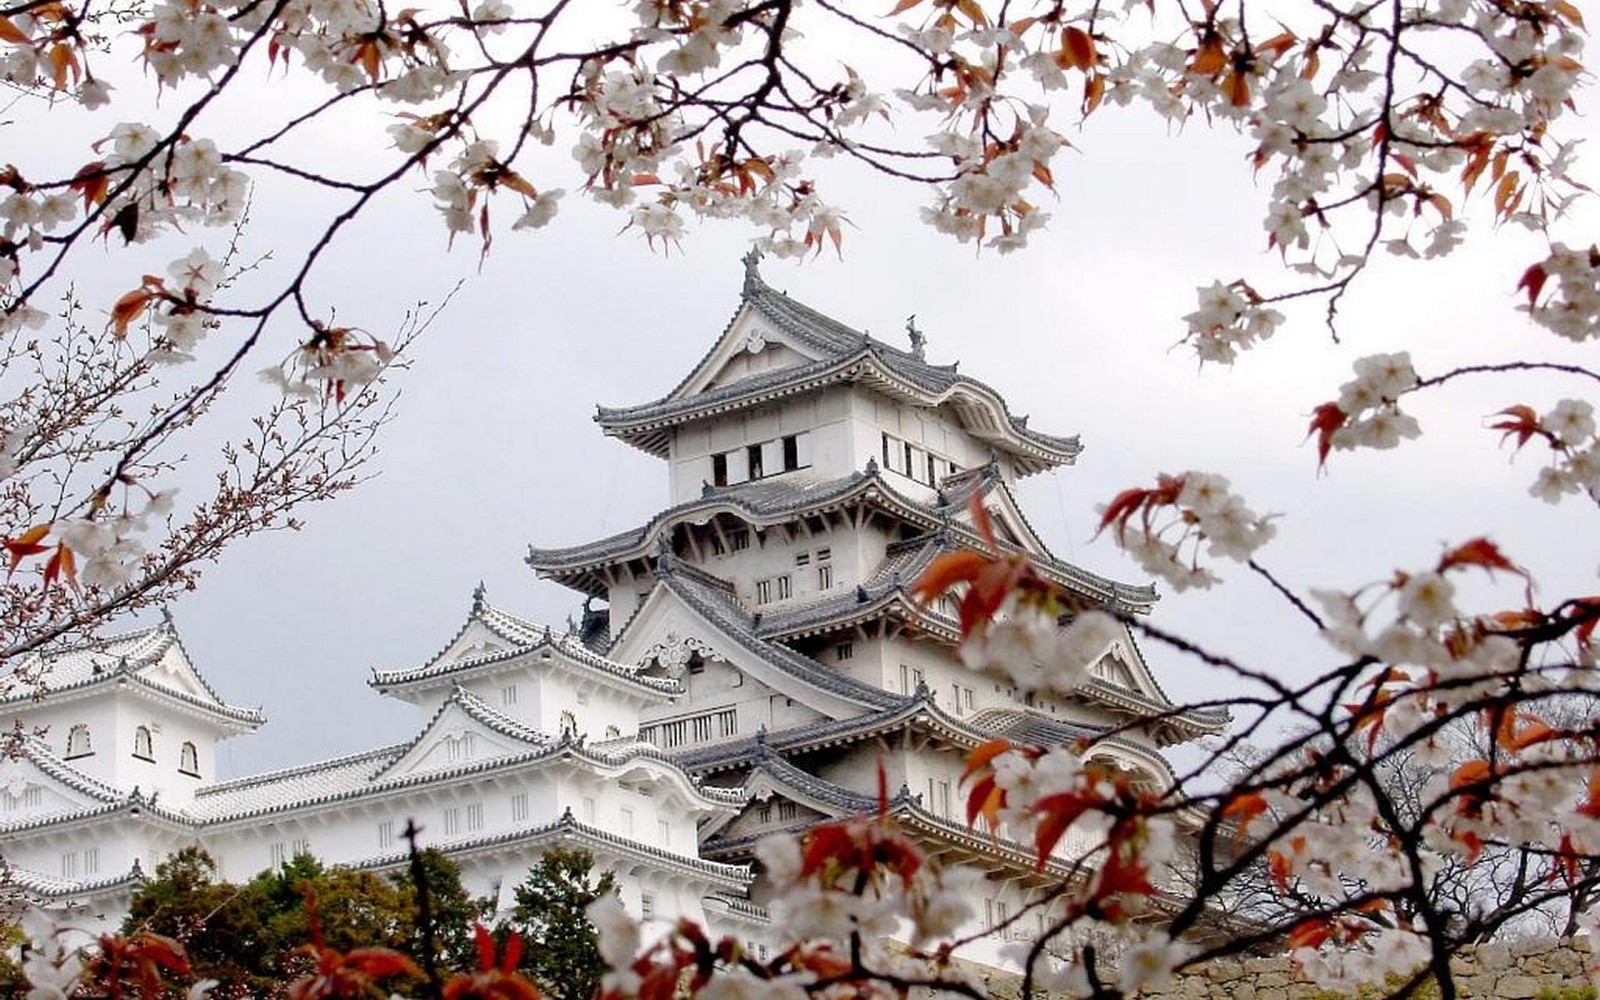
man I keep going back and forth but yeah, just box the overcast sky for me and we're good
[30,30,1595,779]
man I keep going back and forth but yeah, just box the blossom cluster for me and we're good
[1306,353,1423,469]
[1522,245,1600,342]
[1490,399,1600,504]
[1096,471,1278,591]
[958,603,1119,695]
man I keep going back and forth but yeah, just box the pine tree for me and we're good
[506,848,619,1000]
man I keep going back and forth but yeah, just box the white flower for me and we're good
[754,832,802,888]
[1118,931,1188,995]
[1397,572,1455,627]
[585,894,639,969]
[1545,399,1595,447]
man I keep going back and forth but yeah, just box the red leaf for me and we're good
[1488,404,1545,450]
[1516,263,1549,306]
[961,738,1014,782]
[910,549,989,606]
[1305,402,1347,470]
[1436,537,1523,578]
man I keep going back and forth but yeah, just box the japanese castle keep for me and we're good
[0,256,1225,967]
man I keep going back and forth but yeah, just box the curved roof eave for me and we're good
[595,350,1080,475]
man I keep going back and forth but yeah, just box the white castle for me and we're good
[0,256,1223,967]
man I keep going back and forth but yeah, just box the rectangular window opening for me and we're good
[711,452,728,487]
[782,435,799,471]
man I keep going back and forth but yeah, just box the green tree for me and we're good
[121,847,270,998]
[388,847,487,974]
[121,847,484,997]
[506,848,619,1000]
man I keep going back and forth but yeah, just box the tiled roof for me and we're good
[652,562,902,711]
[359,811,752,890]
[16,735,127,804]
[527,473,874,573]
[528,467,1156,612]
[192,744,405,821]
[370,590,676,697]
[192,716,739,825]
[3,861,142,899]
[2,619,263,726]
[594,261,1081,475]
[746,748,912,814]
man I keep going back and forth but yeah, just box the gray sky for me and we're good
[39,61,1595,778]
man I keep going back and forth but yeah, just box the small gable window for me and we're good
[65,724,92,758]
[179,741,200,777]
[133,726,154,761]
[559,710,577,736]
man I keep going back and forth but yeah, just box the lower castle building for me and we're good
[0,258,1224,968]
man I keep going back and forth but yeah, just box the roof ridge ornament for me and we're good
[905,315,926,360]
[740,247,764,298]
[471,580,487,614]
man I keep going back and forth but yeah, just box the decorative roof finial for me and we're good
[741,247,764,297]
[471,581,486,614]
[905,315,926,360]
[865,455,879,475]
[159,605,174,626]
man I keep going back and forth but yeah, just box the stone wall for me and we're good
[1139,937,1596,1000]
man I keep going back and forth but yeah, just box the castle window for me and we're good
[133,726,154,761]
[270,842,287,868]
[755,578,771,604]
[817,563,833,590]
[658,819,670,846]
[836,642,853,661]
[746,444,764,480]
[65,724,92,758]
[444,807,461,836]
[583,796,596,823]
[777,800,797,821]
[84,847,98,874]
[292,838,310,857]
[512,793,530,823]
[776,574,792,599]
[620,807,634,837]
[179,741,200,777]
[467,802,484,831]
[378,821,395,848]
[640,893,655,919]
[729,530,749,552]
[781,435,799,471]
[501,685,518,706]
[711,452,728,487]
[794,552,810,567]
[559,710,578,736]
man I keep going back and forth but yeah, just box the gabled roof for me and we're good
[7,734,127,805]
[701,764,1086,883]
[617,560,902,714]
[594,257,1081,476]
[528,467,1156,613]
[369,587,676,700]
[369,685,553,781]
[360,810,752,892]
[191,715,740,827]
[675,688,1102,774]
[2,616,263,731]
[3,861,143,900]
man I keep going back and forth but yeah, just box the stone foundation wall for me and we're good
[1140,937,1596,1000]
